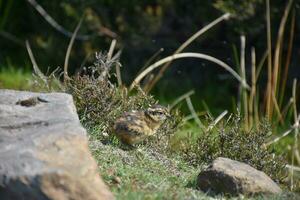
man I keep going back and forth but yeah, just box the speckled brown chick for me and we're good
[113,105,170,145]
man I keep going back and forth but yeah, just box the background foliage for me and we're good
[1,1,299,81]
[1,0,300,195]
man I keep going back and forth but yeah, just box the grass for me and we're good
[182,115,286,183]
[139,0,300,191]
[9,25,297,197]
[63,52,294,198]
[88,128,299,200]
[23,46,296,198]
[89,140,203,200]
[1,62,298,199]
[1,2,299,197]
[0,66,32,90]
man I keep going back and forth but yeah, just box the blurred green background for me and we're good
[0,0,299,115]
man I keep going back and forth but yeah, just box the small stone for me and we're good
[197,157,282,196]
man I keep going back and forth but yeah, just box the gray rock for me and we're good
[0,89,114,200]
[197,157,282,196]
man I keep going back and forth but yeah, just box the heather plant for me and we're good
[182,114,286,183]
[25,6,295,193]
[69,54,182,153]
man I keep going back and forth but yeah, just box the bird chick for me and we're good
[113,105,170,145]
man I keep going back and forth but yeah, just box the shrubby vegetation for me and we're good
[30,51,289,195]
[183,115,286,182]
[1,0,299,197]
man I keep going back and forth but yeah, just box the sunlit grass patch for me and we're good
[0,66,32,90]
[90,140,207,200]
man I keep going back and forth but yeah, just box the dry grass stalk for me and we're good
[277,98,293,124]
[279,10,295,107]
[272,0,293,100]
[108,39,122,86]
[265,0,273,120]
[108,39,117,59]
[240,36,248,130]
[64,17,84,85]
[185,96,204,130]
[170,90,195,109]
[130,52,249,90]
[144,13,231,92]
[291,79,298,190]
[25,40,47,83]
[255,50,268,80]
[142,48,164,73]
[142,48,164,91]
[265,129,293,147]
[249,47,257,129]
[206,110,228,132]
[26,0,89,40]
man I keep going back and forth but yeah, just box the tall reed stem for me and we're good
[279,10,295,107]
[144,13,231,92]
[240,36,248,130]
[272,0,293,111]
[249,47,257,129]
[266,0,273,120]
